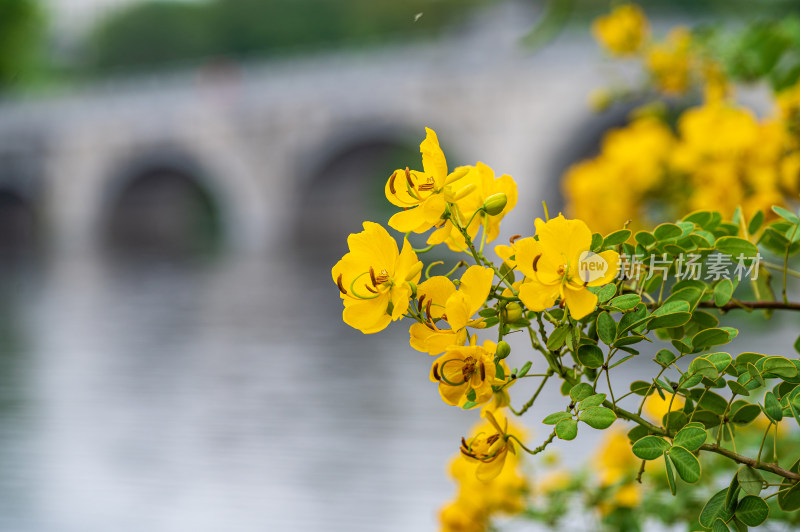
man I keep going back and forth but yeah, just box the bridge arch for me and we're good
[100,150,223,256]
[293,123,441,254]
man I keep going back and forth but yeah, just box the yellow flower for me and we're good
[646,27,692,95]
[459,411,517,481]
[515,215,619,320]
[431,340,506,408]
[595,426,639,486]
[410,266,494,355]
[332,221,422,333]
[385,127,470,234]
[428,162,519,252]
[592,3,649,57]
[438,498,487,532]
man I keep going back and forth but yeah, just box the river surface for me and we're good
[0,247,795,532]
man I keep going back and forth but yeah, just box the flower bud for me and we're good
[503,302,523,323]
[495,340,511,359]
[483,193,508,216]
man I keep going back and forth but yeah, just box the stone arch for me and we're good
[0,188,39,256]
[99,149,225,257]
[293,124,424,254]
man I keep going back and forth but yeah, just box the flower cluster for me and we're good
[330,11,800,529]
[571,4,800,235]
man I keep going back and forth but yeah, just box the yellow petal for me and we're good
[421,127,448,185]
[518,279,559,311]
[445,291,471,331]
[417,276,456,318]
[588,250,620,286]
[512,237,541,279]
[411,325,467,356]
[342,296,391,333]
[563,288,598,320]
[388,207,428,233]
[385,169,424,208]
[395,238,421,283]
[459,266,494,315]
[346,221,398,266]
[421,194,447,226]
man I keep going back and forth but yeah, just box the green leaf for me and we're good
[634,231,656,248]
[700,489,731,528]
[763,356,798,379]
[542,411,572,425]
[577,344,604,369]
[689,358,720,380]
[578,406,616,429]
[608,294,642,311]
[747,363,765,387]
[735,495,769,526]
[569,383,594,402]
[591,232,603,252]
[669,445,701,483]
[654,223,684,241]
[692,328,735,350]
[577,393,606,410]
[630,381,652,396]
[555,418,578,440]
[655,349,676,367]
[712,518,730,532]
[596,283,616,303]
[596,312,617,346]
[778,458,800,511]
[649,312,692,330]
[737,466,764,496]
[714,279,735,306]
[726,473,740,512]
[705,352,734,374]
[692,389,728,414]
[517,361,532,378]
[627,424,648,443]
[603,229,631,247]
[715,236,759,259]
[664,451,677,496]
[748,210,765,234]
[773,205,800,224]
[546,325,570,351]
[764,391,783,422]
[727,380,750,397]
[632,435,670,460]
[731,404,761,426]
[673,426,707,451]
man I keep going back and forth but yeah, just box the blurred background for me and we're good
[0,0,797,530]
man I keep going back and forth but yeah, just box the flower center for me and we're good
[417,176,435,192]
[461,356,476,380]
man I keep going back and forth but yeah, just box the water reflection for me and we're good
[0,241,794,531]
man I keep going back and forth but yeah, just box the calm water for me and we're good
[0,249,795,532]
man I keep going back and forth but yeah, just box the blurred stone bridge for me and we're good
[0,11,617,254]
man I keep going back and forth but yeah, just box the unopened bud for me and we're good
[495,341,511,359]
[483,193,507,216]
[503,302,523,323]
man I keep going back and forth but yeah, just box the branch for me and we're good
[700,443,800,481]
[696,300,800,312]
